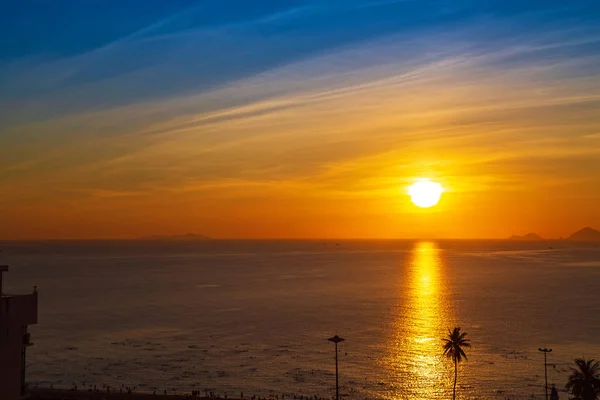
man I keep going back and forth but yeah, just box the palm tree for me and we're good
[566,358,600,400]
[442,327,471,400]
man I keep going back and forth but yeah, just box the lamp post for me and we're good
[327,335,345,400]
[538,348,552,400]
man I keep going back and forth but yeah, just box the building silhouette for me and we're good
[0,265,38,400]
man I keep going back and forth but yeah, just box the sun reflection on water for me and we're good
[381,241,455,399]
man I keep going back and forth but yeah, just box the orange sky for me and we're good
[2,13,600,240]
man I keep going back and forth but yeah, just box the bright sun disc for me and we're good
[408,179,444,208]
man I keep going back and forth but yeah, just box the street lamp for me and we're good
[327,335,345,400]
[538,348,553,400]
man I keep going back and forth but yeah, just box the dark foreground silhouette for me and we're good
[442,327,471,400]
[566,358,600,400]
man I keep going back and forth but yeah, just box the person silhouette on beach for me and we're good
[550,384,559,400]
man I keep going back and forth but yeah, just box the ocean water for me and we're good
[1,240,600,399]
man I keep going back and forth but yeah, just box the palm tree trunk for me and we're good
[453,358,457,400]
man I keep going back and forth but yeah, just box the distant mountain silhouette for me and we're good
[508,233,544,241]
[139,233,210,241]
[567,227,600,242]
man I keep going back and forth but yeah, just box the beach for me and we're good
[28,388,328,400]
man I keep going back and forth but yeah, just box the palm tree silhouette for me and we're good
[442,327,471,400]
[566,358,600,400]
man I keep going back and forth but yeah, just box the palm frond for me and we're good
[566,358,600,400]
[441,327,470,364]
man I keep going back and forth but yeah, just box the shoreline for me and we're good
[29,388,232,400]
[28,389,324,400]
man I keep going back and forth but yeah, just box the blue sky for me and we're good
[2,0,598,125]
[1,0,600,239]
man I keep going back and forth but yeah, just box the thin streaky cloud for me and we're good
[2,0,600,238]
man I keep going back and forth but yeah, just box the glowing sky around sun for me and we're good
[1,0,600,239]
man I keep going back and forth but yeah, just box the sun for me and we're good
[408,179,444,208]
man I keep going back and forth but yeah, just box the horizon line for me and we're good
[0,236,585,242]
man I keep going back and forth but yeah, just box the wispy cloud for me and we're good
[2,0,600,238]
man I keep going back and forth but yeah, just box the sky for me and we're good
[1,0,600,240]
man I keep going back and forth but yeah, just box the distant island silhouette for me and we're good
[508,233,544,241]
[567,227,600,242]
[138,233,211,241]
[508,227,600,242]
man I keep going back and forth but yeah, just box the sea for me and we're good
[1,240,599,400]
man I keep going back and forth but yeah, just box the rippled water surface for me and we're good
[2,240,599,399]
